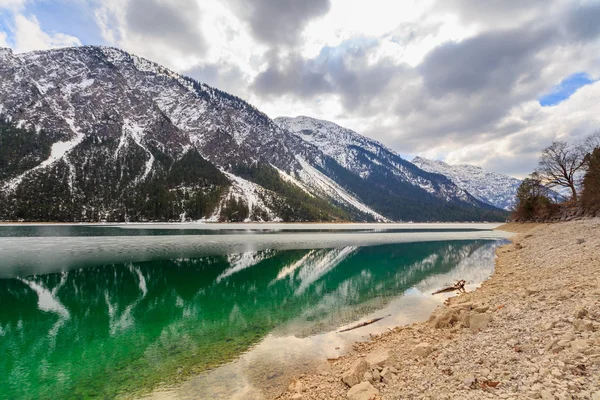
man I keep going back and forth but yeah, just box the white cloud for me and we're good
[0,0,26,9]
[3,0,600,178]
[6,14,81,53]
[428,81,600,177]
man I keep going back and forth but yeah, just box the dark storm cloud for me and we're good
[252,39,404,112]
[185,61,249,99]
[564,1,600,41]
[125,0,205,54]
[418,26,556,97]
[252,51,333,98]
[227,0,331,46]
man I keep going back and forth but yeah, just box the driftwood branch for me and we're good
[338,316,388,333]
[432,280,466,295]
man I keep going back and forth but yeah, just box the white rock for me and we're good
[347,381,379,400]
[365,348,389,367]
[412,343,434,358]
[342,359,369,388]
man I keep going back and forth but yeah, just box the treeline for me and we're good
[319,155,508,222]
[0,118,230,222]
[231,162,351,222]
[513,131,600,221]
[0,117,68,181]
[0,118,351,223]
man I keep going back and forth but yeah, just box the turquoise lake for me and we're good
[0,224,510,399]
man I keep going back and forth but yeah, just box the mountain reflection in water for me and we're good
[0,239,505,400]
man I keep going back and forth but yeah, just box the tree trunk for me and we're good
[570,184,578,202]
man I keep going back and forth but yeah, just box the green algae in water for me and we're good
[0,240,501,399]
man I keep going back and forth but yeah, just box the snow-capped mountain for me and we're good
[412,157,521,210]
[275,116,507,220]
[0,46,506,222]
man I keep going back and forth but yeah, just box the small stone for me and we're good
[288,379,303,393]
[450,302,473,311]
[571,339,590,352]
[573,319,595,332]
[380,367,393,383]
[526,287,539,296]
[474,305,490,313]
[371,368,380,382]
[574,307,588,319]
[551,368,562,378]
[470,313,493,333]
[291,394,303,400]
[365,348,389,367]
[464,376,477,388]
[412,343,434,358]
[591,391,600,400]
[363,371,373,382]
[342,359,370,387]
[347,381,379,400]
[540,390,555,400]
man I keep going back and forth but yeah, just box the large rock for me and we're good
[342,359,369,387]
[470,314,492,333]
[412,343,434,358]
[429,308,460,329]
[347,381,379,400]
[365,348,389,367]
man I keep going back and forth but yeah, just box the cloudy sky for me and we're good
[1,0,600,177]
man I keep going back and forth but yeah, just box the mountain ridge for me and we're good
[412,156,521,211]
[0,45,507,222]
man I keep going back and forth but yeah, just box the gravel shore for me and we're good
[276,219,600,400]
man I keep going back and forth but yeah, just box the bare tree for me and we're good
[580,130,600,156]
[537,141,586,201]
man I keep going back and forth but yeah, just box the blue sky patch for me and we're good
[539,72,596,107]
[22,1,104,45]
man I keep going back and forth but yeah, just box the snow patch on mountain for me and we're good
[295,157,388,221]
[223,172,280,222]
[412,157,521,210]
[275,116,479,207]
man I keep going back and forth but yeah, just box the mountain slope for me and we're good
[0,46,506,222]
[412,157,521,210]
[276,116,508,221]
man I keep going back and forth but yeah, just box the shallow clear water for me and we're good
[0,226,508,399]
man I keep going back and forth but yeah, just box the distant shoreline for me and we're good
[0,221,504,230]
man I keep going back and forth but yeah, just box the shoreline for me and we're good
[275,219,600,400]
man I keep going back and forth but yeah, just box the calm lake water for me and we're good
[0,225,510,400]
